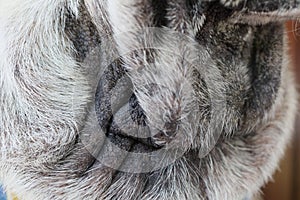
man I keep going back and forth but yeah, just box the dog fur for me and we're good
[0,0,299,199]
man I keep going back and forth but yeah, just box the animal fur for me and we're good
[0,0,298,199]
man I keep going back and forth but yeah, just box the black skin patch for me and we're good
[194,3,282,132]
[241,0,298,12]
[95,59,127,131]
[151,0,168,27]
[64,2,101,62]
[244,24,282,124]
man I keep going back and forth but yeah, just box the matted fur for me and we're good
[0,0,299,200]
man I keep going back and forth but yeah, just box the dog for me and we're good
[0,0,299,199]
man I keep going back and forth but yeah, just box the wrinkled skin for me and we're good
[0,0,298,200]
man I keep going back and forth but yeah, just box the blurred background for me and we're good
[0,186,6,200]
[263,21,300,200]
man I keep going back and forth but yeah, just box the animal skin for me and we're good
[0,0,299,199]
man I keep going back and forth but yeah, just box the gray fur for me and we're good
[0,0,298,200]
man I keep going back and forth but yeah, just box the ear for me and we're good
[225,0,300,24]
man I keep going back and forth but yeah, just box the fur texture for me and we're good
[0,0,299,200]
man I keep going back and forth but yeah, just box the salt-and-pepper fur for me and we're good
[0,0,299,200]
